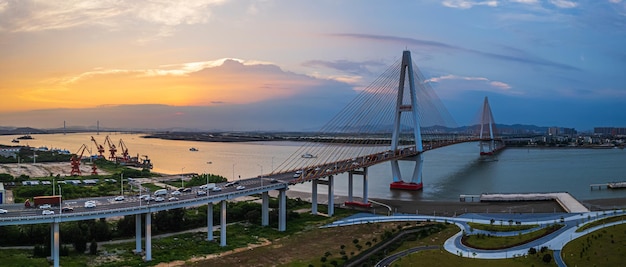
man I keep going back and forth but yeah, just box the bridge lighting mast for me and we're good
[389,50,424,190]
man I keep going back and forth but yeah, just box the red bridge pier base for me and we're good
[390,181,423,190]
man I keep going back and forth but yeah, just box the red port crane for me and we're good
[70,144,90,176]
[103,135,117,161]
[118,139,130,162]
[90,136,105,158]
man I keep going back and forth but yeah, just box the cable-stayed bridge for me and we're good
[270,50,502,197]
[0,51,503,266]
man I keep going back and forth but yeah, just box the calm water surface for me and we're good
[4,133,625,201]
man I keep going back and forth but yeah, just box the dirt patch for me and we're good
[184,222,405,266]
[153,238,273,267]
[0,162,109,178]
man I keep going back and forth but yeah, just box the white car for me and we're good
[170,190,182,196]
[139,194,150,200]
[236,185,245,190]
[42,210,55,215]
[39,204,52,209]
[212,187,222,192]
[155,197,165,202]
[114,196,125,201]
[84,201,96,208]
[0,209,8,214]
[168,197,179,201]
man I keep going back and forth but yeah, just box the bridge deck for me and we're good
[278,137,499,184]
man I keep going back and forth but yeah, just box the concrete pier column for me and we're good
[262,191,269,226]
[348,172,354,202]
[278,189,287,232]
[53,222,60,267]
[207,203,214,241]
[220,200,227,247]
[135,214,142,253]
[50,224,55,262]
[311,179,318,215]
[145,212,152,261]
[328,175,334,216]
[363,167,368,203]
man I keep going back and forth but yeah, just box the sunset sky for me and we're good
[1,0,625,131]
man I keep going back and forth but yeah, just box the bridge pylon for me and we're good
[478,96,500,156]
[389,50,424,191]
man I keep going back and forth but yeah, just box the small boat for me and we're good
[11,139,19,143]
[301,153,316,158]
[189,147,198,152]
[17,135,34,140]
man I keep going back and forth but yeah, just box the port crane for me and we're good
[70,144,95,176]
[103,135,117,161]
[118,139,130,162]
[90,136,105,158]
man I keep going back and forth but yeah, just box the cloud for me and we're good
[441,0,499,9]
[302,59,384,75]
[549,0,578,8]
[0,0,228,33]
[2,58,360,126]
[509,0,539,3]
[59,58,274,85]
[426,74,516,96]
[331,33,580,71]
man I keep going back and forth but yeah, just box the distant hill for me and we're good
[0,123,553,135]
[0,127,47,135]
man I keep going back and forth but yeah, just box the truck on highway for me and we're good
[200,183,216,190]
[25,195,62,208]
[153,189,168,196]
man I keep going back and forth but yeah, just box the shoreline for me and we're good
[3,162,626,215]
[274,190,626,217]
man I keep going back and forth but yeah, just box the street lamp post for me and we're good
[257,164,263,186]
[181,169,184,189]
[232,163,235,181]
[121,173,124,196]
[206,161,212,186]
[58,184,62,214]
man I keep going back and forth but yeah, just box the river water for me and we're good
[3,132,626,201]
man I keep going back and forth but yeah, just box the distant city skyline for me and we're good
[1,1,625,131]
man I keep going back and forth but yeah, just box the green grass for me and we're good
[563,223,626,266]
[140,183,163,192]
[467,222,537,232]
[396,248,557,267]
[0,249,98,267]
[462,224,563,250]
[576,214,626,232]
[0,249,49,267]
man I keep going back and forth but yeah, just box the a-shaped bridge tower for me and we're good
[389,51,425,190]
[478,96,502,156]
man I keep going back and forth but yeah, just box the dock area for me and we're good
[590,181,626,190]
[479,192,589,213]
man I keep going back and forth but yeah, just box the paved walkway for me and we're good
[325,210,626,266]
[480,192,590,213]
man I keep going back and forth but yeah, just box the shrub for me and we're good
[542,253,552,263]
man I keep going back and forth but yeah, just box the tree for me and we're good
[90,239,98,255]
[528,247,537,255]
[33,244,45,258]
[542,253,552,263]
[74,235,87,254]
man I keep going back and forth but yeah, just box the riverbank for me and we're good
[0,162,108,178]
[274,190,626,217]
